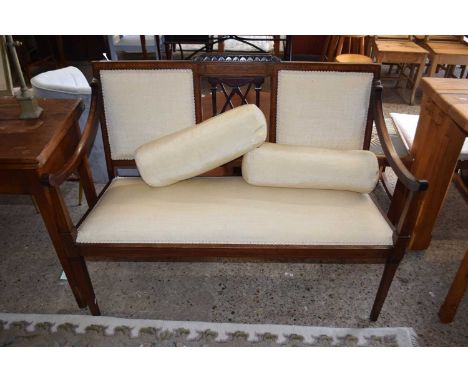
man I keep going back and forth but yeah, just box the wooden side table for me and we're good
[0,97,97,309]
[372,39,429,105]
[389,78,468,250]
[422,41,468,78]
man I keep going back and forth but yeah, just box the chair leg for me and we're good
[370,258,401,321]
[70,257,101,316]
[78,181,83,206]
[410,62,425,105]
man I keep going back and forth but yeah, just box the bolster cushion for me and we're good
[135,104,267,187]
[242,143,379,193]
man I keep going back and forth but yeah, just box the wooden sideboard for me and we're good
[389,78,468,250]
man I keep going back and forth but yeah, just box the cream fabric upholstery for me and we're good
[100,69,196,160]
[276,70,373,149]
[242,143,379,193]
[390,112,468,161]
[135,104,267,187]
[76,177,394,246]
[389,113,418,151]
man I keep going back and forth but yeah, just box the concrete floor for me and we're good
[0,75,467,346]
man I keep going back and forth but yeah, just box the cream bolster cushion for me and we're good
[135,104,267,187]
[242,143,379,193]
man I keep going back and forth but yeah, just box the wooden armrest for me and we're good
[41,79,101,187]
[373,81,428,192]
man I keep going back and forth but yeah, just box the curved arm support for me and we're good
[41,79,101,187]
[372,80,428,192]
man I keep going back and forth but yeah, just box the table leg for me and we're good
[427,55,438,77]
[410,59,426,105]
[46,183,101,315]
[408,96,466,250]
[32,186,86,308]
[439,249,468,323]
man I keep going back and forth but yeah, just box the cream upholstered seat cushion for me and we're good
[390,112,468,161]
[76,177,394,246]
[389,113,418,151]
[135,104,267,187]
[100,69,196,160]
[276,70,373,149]
[242,143,379,193]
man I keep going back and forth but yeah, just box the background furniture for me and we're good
[31,66,108,184]
[107,35,160,60]
[439,248,468,323]
[325,36,373,63]
[284,36,327,61]
[372,36,429,105]
[389,78,468,250]
[13,36,108,77]
[164,36,286,60]
[0,97,96,311]
[418,36,468,78]
[163,35,214,60]
[10,35,63,80]
[390,112,468,198]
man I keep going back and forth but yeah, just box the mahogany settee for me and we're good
[41,60,428,321]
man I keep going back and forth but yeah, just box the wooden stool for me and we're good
[333,36,373,63]
[336,54,373,63]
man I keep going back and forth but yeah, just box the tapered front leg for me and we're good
[70,257,101,316]
[370,259,401,321]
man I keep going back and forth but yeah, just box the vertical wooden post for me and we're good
[439,249,468,323]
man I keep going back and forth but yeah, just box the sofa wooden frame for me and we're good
[41,60,428,321]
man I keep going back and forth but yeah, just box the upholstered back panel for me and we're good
[276,70,373,149]
[100,69,196,160]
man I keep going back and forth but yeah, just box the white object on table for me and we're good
[31,66,108,183]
